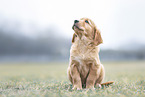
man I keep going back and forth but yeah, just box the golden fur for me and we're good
[67,18,105,90]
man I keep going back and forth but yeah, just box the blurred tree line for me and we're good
[0,27,145,62]
[0,28,71,61]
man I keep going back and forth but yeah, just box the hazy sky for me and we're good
[0,0,145,49]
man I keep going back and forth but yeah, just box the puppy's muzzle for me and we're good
[72,20,79,29]
[72,20,83,31]
[74,20,79,23]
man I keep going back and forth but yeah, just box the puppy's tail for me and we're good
[101,81,114,86]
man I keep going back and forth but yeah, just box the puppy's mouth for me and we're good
[72,24,84,31]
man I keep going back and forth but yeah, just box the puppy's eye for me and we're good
[85,20,89,24]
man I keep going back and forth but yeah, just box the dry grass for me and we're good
[0,61,145,97]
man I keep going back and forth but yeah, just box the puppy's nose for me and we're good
[74,20,79,23]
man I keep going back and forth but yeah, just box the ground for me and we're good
[0,61,145,97]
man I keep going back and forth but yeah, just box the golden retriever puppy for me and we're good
[67,18,113,90]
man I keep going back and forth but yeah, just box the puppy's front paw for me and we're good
[86,85,95,90]
[72,85,82,90]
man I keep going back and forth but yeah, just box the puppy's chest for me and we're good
[77,63,89,75]
[70,44,98,63]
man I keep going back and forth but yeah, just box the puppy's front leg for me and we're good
[86,65,100,89]
[70,64,82,90]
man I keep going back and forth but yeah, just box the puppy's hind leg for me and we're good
[95,65,105,88]
[67,67,73,84]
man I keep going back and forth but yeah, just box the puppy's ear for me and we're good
[93,28,103,46]
[72,33,77,43]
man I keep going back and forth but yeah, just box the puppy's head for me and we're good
[72,18,103,46]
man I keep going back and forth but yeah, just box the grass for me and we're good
[0,61,145,97]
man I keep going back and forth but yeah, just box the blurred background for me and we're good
[0,0,145,63]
